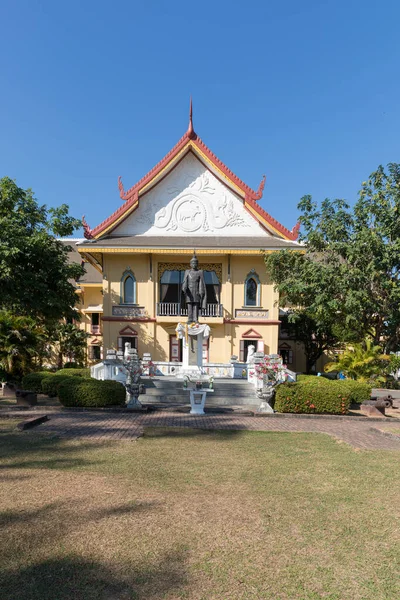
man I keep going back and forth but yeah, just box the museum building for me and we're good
[70,107,304,370]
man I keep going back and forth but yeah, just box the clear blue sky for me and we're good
[1,0,399,235]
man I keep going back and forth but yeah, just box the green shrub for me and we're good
[41,374,71,397]
[62,362,82,369]
[293,376,370,404]
[55,368,90,378]
[296,375,328,385]
[58,378,125,408]
[339,380,372,404]
[21,372,53,393]
[275,380,351,415]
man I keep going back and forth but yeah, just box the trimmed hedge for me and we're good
[275,380,352,414]
[294,376,371,404]
[55,368,90,378]
[41,374,71,398]
[339,380,372,404]
[21,372,53,393]
[57,378,126,408]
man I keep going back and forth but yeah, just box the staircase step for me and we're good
[139,377,257,407]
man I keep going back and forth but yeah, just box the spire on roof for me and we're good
[187,96,196,140]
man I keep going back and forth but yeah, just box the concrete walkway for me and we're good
[8,410,400,450]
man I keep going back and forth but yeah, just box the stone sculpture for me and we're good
[182,252,207,323]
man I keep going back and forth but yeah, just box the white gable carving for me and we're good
[112,153,271,237]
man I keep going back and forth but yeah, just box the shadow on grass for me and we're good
[0,553,187,600]
[0,431,114,472]
[91,501,161,519]
[142,427,245,440]
[0,500,161,530]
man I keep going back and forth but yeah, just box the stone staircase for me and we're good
[140,376,258,409]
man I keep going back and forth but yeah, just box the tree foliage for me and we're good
[54,323,89,369]
[0,310,46,380]
[0,177,84,322]
[280,312,339,374]
[265,163,400,355]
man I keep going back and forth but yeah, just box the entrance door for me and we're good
[169,335,182,362]
[240,339,263,362]
[118,336,138,352]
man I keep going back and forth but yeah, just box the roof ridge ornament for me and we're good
[255,175,266,200]
[82,215,94,240]
[291,222,301,238]
[118,176,128,201]
[187,96,196,140]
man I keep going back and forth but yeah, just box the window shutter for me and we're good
[257,340,264,353]
[240,340,245,362]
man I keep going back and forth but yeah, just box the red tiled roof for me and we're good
[90,117,299,240]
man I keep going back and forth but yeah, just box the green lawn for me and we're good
[0,421,399,600]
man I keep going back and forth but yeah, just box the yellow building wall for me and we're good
[99,251,280,363]
[76,285,103,363]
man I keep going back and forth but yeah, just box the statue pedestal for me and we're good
[189,389,207,415]
[176,323,211,377]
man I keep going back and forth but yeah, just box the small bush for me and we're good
[339,380,372,404]
[275,380,352,415]
[58,378,125,408]
[21,372,53,393]
[41,374,71,397]
[62,362,82,369]
[55,368,90,378]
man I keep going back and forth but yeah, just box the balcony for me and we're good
[156,303,223,318]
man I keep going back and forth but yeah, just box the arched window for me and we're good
[120,270,136,304]
[244,271,260,306]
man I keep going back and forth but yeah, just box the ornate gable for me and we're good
[113,153,268,238]
[86,103,299,241]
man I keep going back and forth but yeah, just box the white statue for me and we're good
[124,341,131,360]
[247,345,256,364]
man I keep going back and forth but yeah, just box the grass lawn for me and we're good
[0,421,399,600]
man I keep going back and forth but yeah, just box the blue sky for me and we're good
[1,0,399,235]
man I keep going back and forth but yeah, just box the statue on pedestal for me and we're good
[182,251,207,323]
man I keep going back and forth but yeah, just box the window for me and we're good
[279,347,293,365]
[244,271,260,307]
[159,269,220,307]
[204,270,220,304]
[89,346,101,360]
[120,269,136,304]
[160,270,183,303]
[91,313,99,327]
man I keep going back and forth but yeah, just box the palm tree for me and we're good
[0,310,46,379]
[325,336,390,383]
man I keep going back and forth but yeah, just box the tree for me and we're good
[0,310,47,380]
[280,311,339,374]
[265,163,400,355]
[54,323,89,368]
[0,177,84,322]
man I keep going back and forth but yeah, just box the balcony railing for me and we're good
[156,303,223,317]
[91,325,101,335]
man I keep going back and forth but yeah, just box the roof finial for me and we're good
[187,96,196,139]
